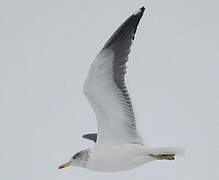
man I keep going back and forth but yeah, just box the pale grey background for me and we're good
[0,0,218,179]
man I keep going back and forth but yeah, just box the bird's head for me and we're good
[58,149,90,169]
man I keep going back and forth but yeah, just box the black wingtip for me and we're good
[103,6,145,48]
[140,6,145,12]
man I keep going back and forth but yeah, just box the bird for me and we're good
[58,7,184,172]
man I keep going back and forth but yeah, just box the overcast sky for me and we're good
[0,0,219,180]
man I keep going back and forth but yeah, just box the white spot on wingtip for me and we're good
[133,7,144,16]
[133,9,141,16]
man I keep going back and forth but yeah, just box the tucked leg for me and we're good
[149,154,175,160]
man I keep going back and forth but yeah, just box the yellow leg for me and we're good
[149,154,175,160]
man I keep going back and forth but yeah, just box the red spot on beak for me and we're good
[58,165,65,169]
[58,162,71,169]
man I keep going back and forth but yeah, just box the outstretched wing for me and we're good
[83,7,145,145]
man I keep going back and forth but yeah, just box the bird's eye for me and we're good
[72,151,83,160]
[72,152,80,159]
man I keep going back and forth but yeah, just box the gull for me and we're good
[58,7,184,172]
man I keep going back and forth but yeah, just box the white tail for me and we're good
[146,146,186,157]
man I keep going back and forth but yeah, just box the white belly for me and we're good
[85,143,155,172]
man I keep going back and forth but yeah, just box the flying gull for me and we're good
[58,7,184,172]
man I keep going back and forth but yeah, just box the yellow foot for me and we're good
[149,154,175,160]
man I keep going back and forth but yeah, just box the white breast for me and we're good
[86,144,155,172]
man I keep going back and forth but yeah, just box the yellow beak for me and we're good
[58,161,71,169]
